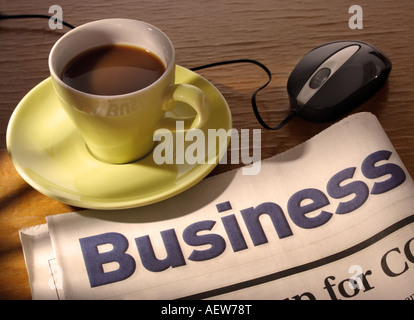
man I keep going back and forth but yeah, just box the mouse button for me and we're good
[311,41,358,59]
[320,45,361,74]
[289,43,355,79]
[307,66,364,109]
[294,45,360,106]
[287,56,322,97]
[342,50,389,85]
[363,61,380,82]
[287,43,350,92]
[353,43,391,71]
[367,51,392,75]
[309,68,331,89]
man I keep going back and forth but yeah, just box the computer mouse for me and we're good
[287,40,392,122]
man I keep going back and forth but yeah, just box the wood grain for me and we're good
[0,0,413,299]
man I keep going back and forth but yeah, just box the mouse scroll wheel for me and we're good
[309,68,331,89]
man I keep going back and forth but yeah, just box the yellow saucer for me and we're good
[6,65,232,210]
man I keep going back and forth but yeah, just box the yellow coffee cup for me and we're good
[49,19,210,164]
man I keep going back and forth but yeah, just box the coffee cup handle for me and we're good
[158,83,211,132]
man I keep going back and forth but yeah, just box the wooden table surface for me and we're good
[0,0,413,299]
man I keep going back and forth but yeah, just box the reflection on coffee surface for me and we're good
[61,44,165,95]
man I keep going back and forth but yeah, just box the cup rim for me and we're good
[48,18,176,99]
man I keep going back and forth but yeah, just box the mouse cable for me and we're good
[191,60,296,130]
[0,13,295,130]
[0,13,76,29]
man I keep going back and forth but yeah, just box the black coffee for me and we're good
[61,44,165,95]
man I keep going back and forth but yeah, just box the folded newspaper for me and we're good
[19,112,414,300]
